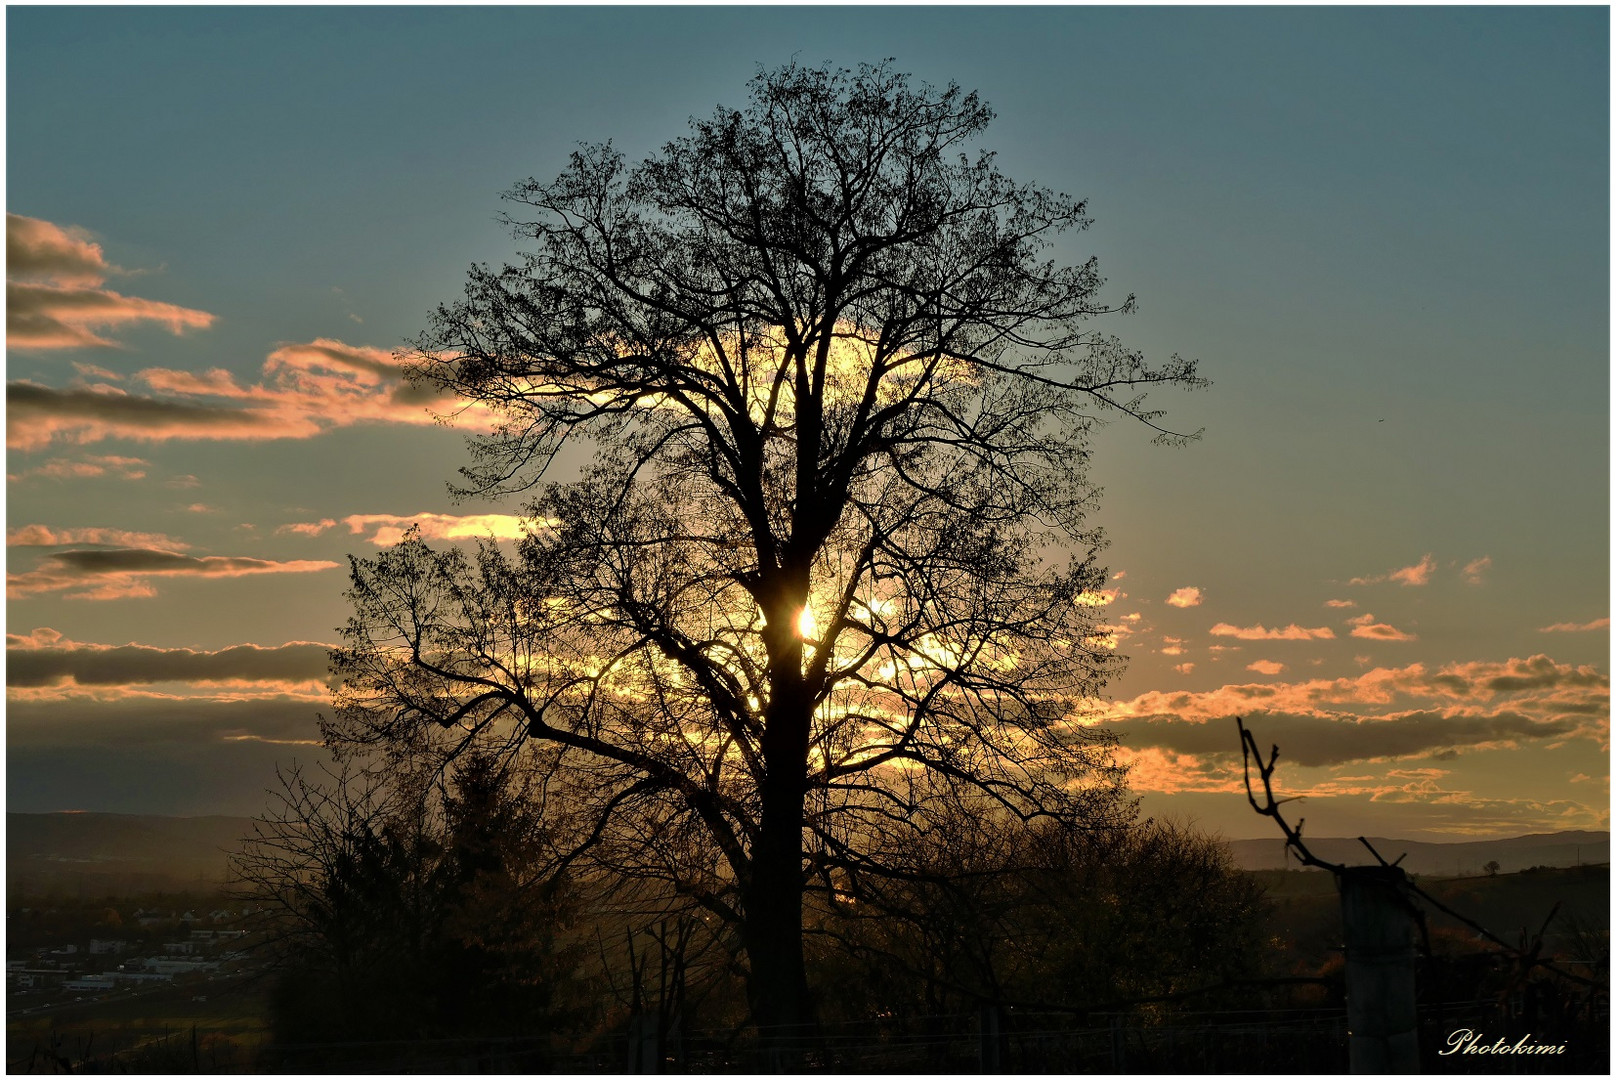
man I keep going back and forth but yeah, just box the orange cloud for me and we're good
[1324,598,1356,609]
[1347,613,1417,642]
[8,525,190,550]
[1538,617,1609,633]
[8,547,339,600]
[8,338,498,450]
[314,512,536,546]
[1101,655,1605,724]
[1165,586,1203,607]
[1210,622,1335,641]
[1348,553,1435,587]
[1091,653,1607,778]
[1460,556,1491,586]
[1246,660,1286,675]
[1174,663,1195,674]
[1077,587,1121,607]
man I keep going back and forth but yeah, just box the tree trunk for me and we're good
[745,614,815,1043]
[743,785,811,1039]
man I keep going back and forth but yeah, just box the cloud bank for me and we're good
[8,546,339,600]
[7,632,331,690]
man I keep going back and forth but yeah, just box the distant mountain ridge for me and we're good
[8,811,255,897]
[6,812,1609,897]
[1225,830,1609,875]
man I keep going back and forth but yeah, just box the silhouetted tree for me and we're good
[325,60,1203,1034]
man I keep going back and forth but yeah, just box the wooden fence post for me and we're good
[1339,864,1418,1073]
[627,1012,659,1073]
[977,1003,1000,1073]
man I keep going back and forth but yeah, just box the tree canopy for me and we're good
[324,60,1204,1032]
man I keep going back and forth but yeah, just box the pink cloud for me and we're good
[8,524,190,550]
[1537,617,1609,633]
[1165,586,1203,608]
[7,214,216,350]
[9,283,215,349]
[276,519,339,538]
[7,213,121,286]
[1348,553,1436,587]
[72,362,123,381]
[8,547,339,601]
[7,382,304,450]
[8,338,499,450]
[1209,622,1335,641]
[1323,598,1357,609]
[1460,556,1491,586]
[8,454,150,482]
[1347,613,1417,642]
[1246,660,1286,676]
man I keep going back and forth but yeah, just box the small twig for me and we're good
[1357,837,1390,867]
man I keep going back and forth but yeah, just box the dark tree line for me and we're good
[235,754,589,1044]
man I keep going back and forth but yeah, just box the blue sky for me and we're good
[7,7,1608,838]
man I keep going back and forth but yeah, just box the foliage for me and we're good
[808,818,1271,1020]
[233,753,590,1044]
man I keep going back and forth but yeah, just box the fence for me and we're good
[246,998,1603,1073]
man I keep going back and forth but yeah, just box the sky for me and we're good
[6,7,1609,841]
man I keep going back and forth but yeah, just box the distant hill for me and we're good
[1226,830,1609,875]
[7,812,1609,898]
[8,812,256,898]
